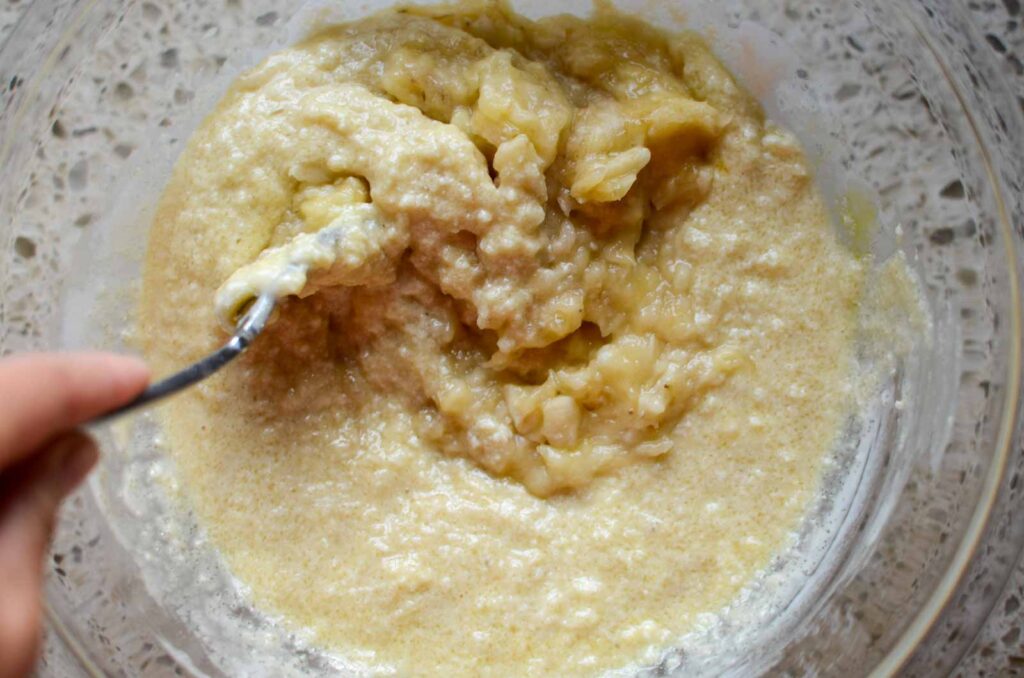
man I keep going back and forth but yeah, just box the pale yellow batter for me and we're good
[139,2,865,675]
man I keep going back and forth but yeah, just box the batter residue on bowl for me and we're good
[139,1,866,675]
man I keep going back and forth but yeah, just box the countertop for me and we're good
[0,0,1021,675]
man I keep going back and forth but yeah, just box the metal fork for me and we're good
[92,294,276,424]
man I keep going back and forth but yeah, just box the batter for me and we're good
[139,2,866,675]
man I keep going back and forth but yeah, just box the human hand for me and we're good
[0,353,149,678]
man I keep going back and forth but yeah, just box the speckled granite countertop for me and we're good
[1,0,1022,675]
[946,4,1024,672]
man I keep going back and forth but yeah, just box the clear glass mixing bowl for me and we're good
[1,0,1022,675]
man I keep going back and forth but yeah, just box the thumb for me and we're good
[0,431,97,678]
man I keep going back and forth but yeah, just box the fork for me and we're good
[91,294,276,424]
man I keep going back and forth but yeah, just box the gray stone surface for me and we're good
[956,5,1024,676]
[0,0,1020,675]
[954,3,1024,673]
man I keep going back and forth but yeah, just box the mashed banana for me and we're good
[140,2,864,675]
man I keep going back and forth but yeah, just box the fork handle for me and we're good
[90,294,276,425]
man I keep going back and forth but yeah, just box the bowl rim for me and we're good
[873,5,1023,676]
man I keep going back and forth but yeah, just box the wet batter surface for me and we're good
[140,2,864,675]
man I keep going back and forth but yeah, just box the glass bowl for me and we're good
[1,0,1022,675]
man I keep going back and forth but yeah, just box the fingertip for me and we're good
[49,351,151,415]
[101,354,151,398]
[0,352,151,463]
